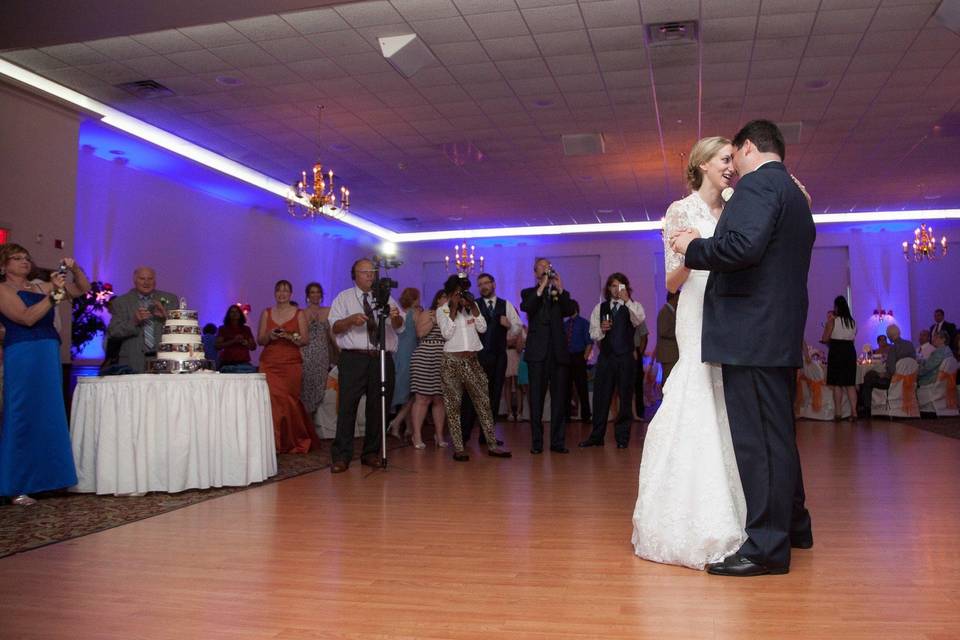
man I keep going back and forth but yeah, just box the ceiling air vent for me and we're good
[114,80,175,99]
[778,121,803,145]
[646,21,698,46]
[562,133,605,157]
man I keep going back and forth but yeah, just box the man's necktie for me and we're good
[362,293,378,347]
[488,299,495,313]
[142,297,155,351]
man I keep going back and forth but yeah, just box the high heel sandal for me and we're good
[12,494,37,506]
[434,435,449,448]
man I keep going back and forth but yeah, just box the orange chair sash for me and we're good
[938,371,958,409]
[807,378,824,413]
[892,373,918,414]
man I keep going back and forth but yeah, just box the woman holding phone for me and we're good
[258,280,319,454]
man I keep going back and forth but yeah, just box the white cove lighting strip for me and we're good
[3,60,959,245]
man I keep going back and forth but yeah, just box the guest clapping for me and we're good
[258,280,319,454]
[106,267,179,373]
[216,304,256,371]
[436,274,511,461]
[0,244,81,505]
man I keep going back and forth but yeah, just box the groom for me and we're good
[671,120,815,577]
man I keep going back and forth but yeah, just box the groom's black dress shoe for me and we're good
[706,554,788,577]
[550,446,570,454]
[578,438,603,448]
[530,447,543,455]
[791,535,814,549]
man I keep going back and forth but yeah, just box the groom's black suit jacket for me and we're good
[684,161,815,368]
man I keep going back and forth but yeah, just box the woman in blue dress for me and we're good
[0,243,88,505]
[388,287,420,441]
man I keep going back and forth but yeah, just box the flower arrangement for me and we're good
[71,281,116,357]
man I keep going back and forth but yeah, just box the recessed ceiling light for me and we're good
[532,99,554,108]
[215,76,242,86]
[804,79,830,90]
[329,143,352,151]
[108,149,125,155]
[579,176,594,182]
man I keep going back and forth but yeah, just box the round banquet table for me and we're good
[856,361,886,386]
[70,373,277,495]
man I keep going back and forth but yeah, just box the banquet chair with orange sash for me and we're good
[871,358,920,419]
[917,357,959,417]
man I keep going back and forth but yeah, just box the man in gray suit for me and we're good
[106,267,179,373]
[859,323,916,416]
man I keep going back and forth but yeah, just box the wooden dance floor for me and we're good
[1,418,959,639]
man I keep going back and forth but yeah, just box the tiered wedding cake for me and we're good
[151,299,212,373]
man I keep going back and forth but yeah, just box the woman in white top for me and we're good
[820,295,858,421]
[436,274,512,462]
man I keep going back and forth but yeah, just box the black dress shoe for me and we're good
[578,438,603,448]
[330,461,349,474]
[706,553,788,577]
[453,451,470,462]
[550,446,570,454]
[361,454,382,468]
[530,447,543,455]
[791,535,814,549]
[616,443,628,449]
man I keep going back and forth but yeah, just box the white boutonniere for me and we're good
[721,187,734,202]
[442,307,450,315]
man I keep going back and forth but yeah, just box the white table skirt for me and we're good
[70,373,277,495]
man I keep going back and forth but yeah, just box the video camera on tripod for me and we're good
[370,255,402,312]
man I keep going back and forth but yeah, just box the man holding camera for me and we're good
[106,266,179,374]
[521,258,577,454]
[328,259,404,473]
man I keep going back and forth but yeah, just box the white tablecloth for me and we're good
[856,362,886,386]
[70,373,277,495]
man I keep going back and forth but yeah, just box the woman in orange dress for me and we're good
[257,280,320,454]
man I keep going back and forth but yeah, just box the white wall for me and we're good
[389,220,960,354]
[72,148,376,362]
[0,80,81,361]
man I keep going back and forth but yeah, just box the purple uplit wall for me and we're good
[72,120,378,363]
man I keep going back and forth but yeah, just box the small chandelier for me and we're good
[287,106,350,220]
[445,242,484,275]
[903,223,946,262]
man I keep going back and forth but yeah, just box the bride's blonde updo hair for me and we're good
[686,136,731,191]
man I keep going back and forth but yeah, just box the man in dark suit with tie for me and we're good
[929,309,957,356]
[671,120,815,577]
[460,273,521,444]
[521,258,577,454]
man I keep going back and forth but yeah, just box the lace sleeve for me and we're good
[662,200,691,273]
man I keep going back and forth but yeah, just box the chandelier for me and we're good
[287,106,350,220]
[902,223,946,262]
[445,242,484,275]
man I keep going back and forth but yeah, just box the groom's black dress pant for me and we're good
[721,364,812,570]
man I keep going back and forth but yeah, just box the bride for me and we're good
[631,137,747,570]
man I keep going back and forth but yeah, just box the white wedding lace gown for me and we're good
[631,192,747,570]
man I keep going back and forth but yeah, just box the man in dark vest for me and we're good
[460,273,521,444]
[521,258,577,453]
[579,273,646,449]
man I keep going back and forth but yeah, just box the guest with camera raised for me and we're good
[106,266,179,374]
[580,273,646,449]
[436,274,512,462]
[327,259,404,473]
[521,258,576,454]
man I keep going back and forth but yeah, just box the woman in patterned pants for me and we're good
[436,274,512,462]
